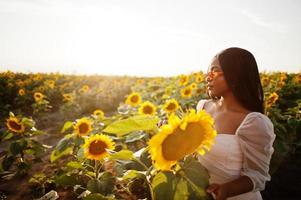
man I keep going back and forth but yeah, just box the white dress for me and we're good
[196,99,276,200]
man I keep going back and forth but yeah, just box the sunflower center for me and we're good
[79,123,89,134]
[130,95,139,103]
[89,140,108,155]
[162,122,205,161]
[143,105,153,114]
[166,103,176,111]
[9,120,22,131]
[184,89,191,95]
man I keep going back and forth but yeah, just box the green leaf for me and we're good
[55,174,79,187]
[2,132,13,140]
[87,179,102,193]
[103,115,159,136]
[174,178,189,200]
[10,139,28,156]
[110,150,135,160]
[56,136,73,152]
[87,172,115,195]
[50,147,73,163]
[151,171,175,200]
[121,170,140,180]
[66,161,83,169]
[179,156,211,198]
[83,193,113,200]
[61,121,74,133]
[21,117,35,127]
[125,131,147,143]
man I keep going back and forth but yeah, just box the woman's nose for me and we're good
[205,75,212,83]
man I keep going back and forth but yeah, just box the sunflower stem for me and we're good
[94,160,99,179]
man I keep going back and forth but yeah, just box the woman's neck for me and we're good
[218,93,248,113]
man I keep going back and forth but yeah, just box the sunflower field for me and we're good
[0,71,300,200]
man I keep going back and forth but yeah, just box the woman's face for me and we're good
[205,56,230,98]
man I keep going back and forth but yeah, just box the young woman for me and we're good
[197,47,276,200]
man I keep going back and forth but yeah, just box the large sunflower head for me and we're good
[74,117,93,136]
[125,92,142,106]
[148,109,217,171]
[163,99,180,113]
[138,101,157,115]
[93,109,105,119]
[6,116,25,133]
[181,86,193,98]
[34,92,44,102]
[84,134,115,160]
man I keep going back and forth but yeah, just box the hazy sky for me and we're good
[0,0,300,76]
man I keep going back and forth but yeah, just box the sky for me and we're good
[0,0,300,77]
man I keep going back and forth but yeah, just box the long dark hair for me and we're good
[216,47,264,113]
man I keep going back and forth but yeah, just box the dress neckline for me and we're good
[216,112,258,136]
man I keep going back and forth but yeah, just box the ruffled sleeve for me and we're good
[196,99,208,112]
[237,112,276,192]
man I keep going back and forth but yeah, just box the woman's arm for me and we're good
[207,176,253,200]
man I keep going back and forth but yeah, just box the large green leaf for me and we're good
[55,174,80,187]
[103,115,159,136]
[87,172,115,195]
[179,156,212,199]
[174,178,189,200]
[110,150,135,160]
[151,171,175,200]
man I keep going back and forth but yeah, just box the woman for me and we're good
[196,47,276,200]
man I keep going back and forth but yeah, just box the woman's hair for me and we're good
[216,47,264,113]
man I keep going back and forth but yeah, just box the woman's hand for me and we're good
[206,183,228,200]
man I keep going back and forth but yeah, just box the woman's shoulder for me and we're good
[196,99,216,111]
[237,112,275,139]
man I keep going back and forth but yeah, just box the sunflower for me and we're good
[163,99,180,113]
[82,85,90,92]
[261,76,269,87]
[18,89,25,96]
[93,109,105,119]
[190,83,197,90]
[279,73,287,81]
[74,117,92,136]
[195,74,204,83]
[181,86,193,98]
[148,109,216,171]
[125,92,142,106]
[178,75,189,86]
[34,92,44,102]
[6,116,25,133]
[79,85,90,94]
[138,101,157,115]
[63,93,74,102]
[265,92,279,108]
[46,80,55,89]
[293,73,301,84]
[84,134,115,160]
